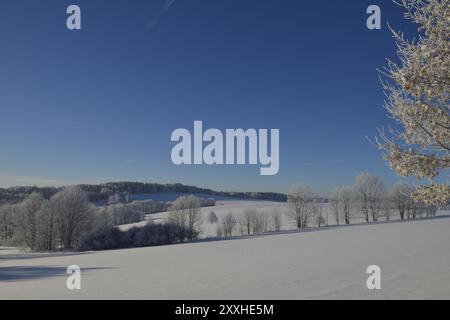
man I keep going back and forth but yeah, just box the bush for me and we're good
[77,226,125,251]
[102,204,144,226]
[129,200,170,215]
[77,222,184,251]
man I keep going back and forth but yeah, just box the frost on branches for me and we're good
[377,0,450,206]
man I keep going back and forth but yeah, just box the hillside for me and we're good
[0,182,287,205]
[1,214,450,299]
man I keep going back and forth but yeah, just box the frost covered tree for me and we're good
[221,212,236,237]
[239,209,268,235]
[270,209,282,232]
[15,193,45,250]
[381,195,394,221]
[208,211,218,224]
[169,195,202,242]
[287,185,317,229]
[253,212,268,234]
[241,209,257,235]
[329,188,341,225]
[52,186,96,249]
[339,186,354,225]
[330,186,354,225]
[314,202,326,227]
[355,173,386,222]
[36,200,56,251]
[377,0,449,206]
[0,204,17,244]
[391,181,414,219]
[2,187,99,251]
[102,204,144,226]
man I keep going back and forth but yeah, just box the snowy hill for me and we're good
[1,214,450,299]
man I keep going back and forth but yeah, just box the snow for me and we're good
[1,210,450,299]
[95,192,242,206]
[119,200,292,236]
[131,192,242,202]
[118,200,447,238]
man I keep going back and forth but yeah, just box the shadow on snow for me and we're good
[0,265,109,282]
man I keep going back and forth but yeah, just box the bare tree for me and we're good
[15,193,44,250]
[0,204,17,244]
[103,204,144,226]
[254,212,269,234]
[376,0,449,206]
[287,185,316,229]
[381,195,393,221]
[405,196,414,219]
[221,212,236,237]
[52,186,96,249]
[36,200,56,251]
[371,185,388,222]
[425,204,438,218]
[329,188,341,225]
[392,182,413,219]
[355,173,386,222]
[270,209,282,232]
[355,174,371,222]
[95,206,114,228]
[216,224,223,238]
[340,186,354,225]
[169,195,202,242]
[239,209,269,235]
[314,202,325,228]
[241,209,257,235]
[208,211,218,224]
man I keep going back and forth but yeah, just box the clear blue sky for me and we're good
[0,0,418,193]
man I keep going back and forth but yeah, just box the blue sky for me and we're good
[0,0,419,193]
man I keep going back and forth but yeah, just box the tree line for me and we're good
[0,181,287,205]
[0,173,443,251]
[0,189,211,251]
[211,173,441,239]
[0,187,95,251]
[286,173,438,230]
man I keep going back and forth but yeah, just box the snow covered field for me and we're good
[1,211,450,300]
[119,200,445,238]
[119,200,293,237]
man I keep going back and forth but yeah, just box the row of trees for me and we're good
[0,188,220,251]
[0,182,286,205]
[0,187,96,251]
[97,204,144,226]
[212,172,441,239]
[214,209,283,238]
[288,173,438,230]
[0,174,443,249]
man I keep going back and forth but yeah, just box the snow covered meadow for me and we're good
[118,199,442,238]
[0,198,449,300]
[119,200,293,237]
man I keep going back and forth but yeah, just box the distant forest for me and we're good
[0,182,287,205]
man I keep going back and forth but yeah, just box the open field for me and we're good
[119,199,444,238]
[119,200,292,237]
[1,211,450,300]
